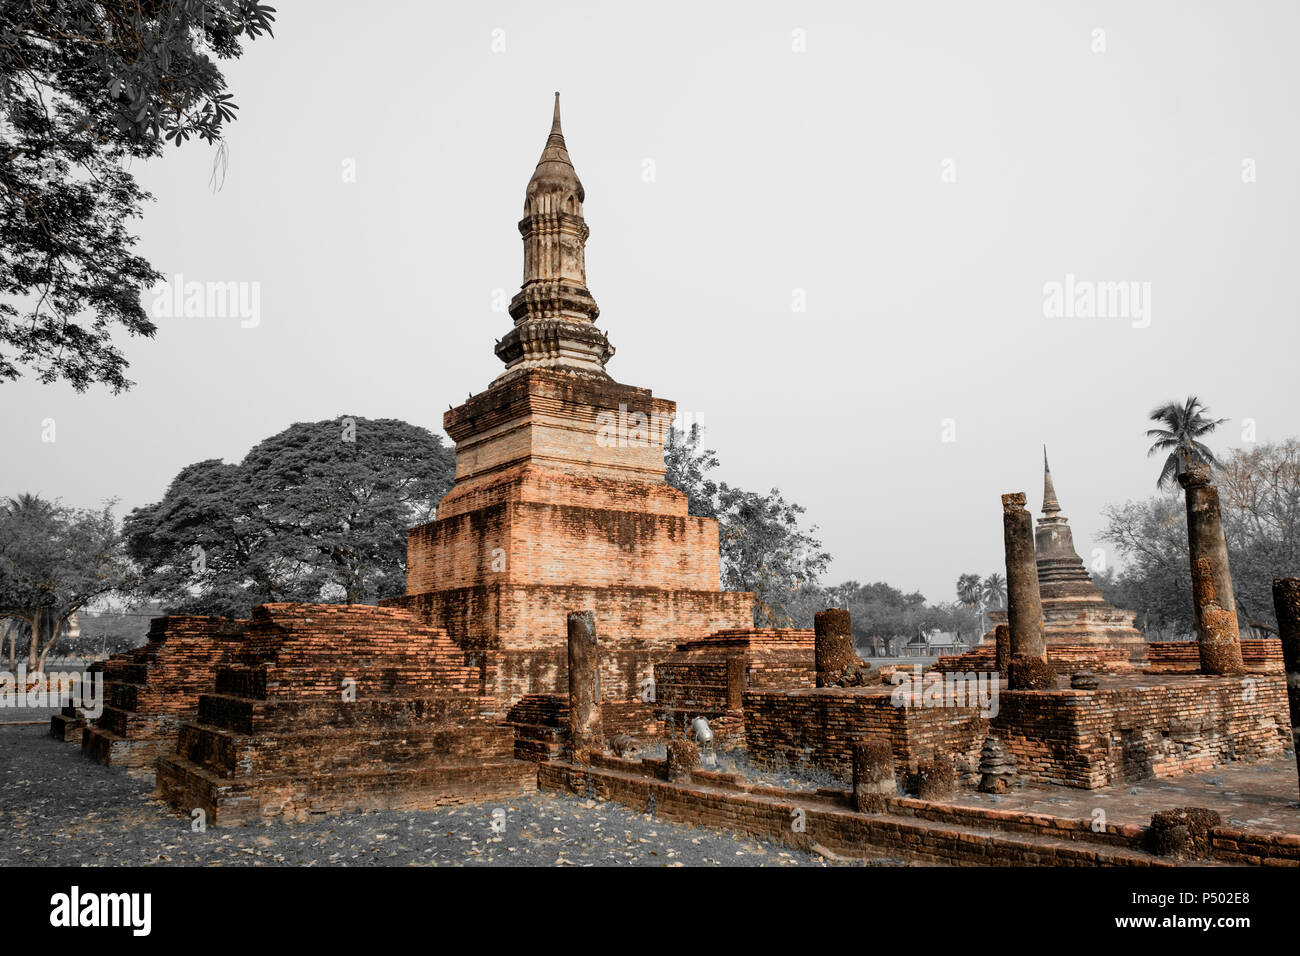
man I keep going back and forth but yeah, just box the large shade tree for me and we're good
[665,424,830,626]
[0,494,135,670]
[125,416,455,617]
[0,0,275,390]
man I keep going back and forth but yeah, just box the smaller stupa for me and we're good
[991,450,1147,659]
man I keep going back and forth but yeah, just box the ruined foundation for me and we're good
[80,616,245,774]
[155,604,536,826]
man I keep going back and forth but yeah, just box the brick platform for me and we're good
[155,604,536,826]
[744,673,1291,790]
[80,616,245,774]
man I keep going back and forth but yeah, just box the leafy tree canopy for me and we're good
[1,0,275,390]
[665,423,830,626]
[124,416,454,617]
[0,493,134,669]
[1100,439,1300,637]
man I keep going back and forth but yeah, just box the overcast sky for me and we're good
[3,0,1297,604]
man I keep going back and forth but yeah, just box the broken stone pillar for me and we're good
[1002,492,1055,689]
[1271,578,1300,795]
[916,753,955,800]
[994,624,1011,678]
[851,739,894,813]
[814,608,856,687]
[665,737,699,781]
[1145,807,1221,860]
[1178,464,1245,676]
[725,656,747,712]
[567,610,601,763]
[1190,557,1245,676]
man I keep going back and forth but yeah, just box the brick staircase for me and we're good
[155,603,537,826]
[80,616,244,773]
[49,660,106,742]
[506,694,570,762]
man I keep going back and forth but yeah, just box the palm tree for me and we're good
[980,572,1006,611]
[1146,396,1227,489]
[956,573,981,610]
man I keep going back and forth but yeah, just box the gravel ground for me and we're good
[0,723,870,867]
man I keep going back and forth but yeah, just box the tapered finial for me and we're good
[1042,445,1061,516]
[550,91,564,143]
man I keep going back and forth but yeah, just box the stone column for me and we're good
[726,657,747,712]
[1271,578,1300,796]
[1002,492,1054,689]
[1190,558,1245,676]
[815,608,855,687]
[665,738,699,781]
[994,623,1011,678]
[1178,465,1245,676]
[567,611,601,763]
[852,739,894,813]
[1179,464,1236,614]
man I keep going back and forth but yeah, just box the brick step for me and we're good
[509,721,569,763]
[156,753,540,827]
[505,694,568,726]
[49,711,86,743]
[81,725,177,774]
[92,705,180,740]
[175,720,516,778]
[195,693,484,734]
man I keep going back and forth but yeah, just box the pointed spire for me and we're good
[496,93,612,380]
[1042,445,1061,516]
[549,91,565,146]
[527,91,582,203]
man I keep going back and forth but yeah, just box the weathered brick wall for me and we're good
[994,676,1290,787]
[505,694,658,762]
[1145,638,1283,673]
[387,585,754,703]
[652,628,816,722]
[405,500,722,594]
[933,641,1132,675]
[743,687,986,782]
[744,675,1290,790]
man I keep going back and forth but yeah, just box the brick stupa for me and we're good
[989,450,1146,659]
[383,94,754,704]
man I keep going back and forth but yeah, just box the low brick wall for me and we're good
[744,675,1290,790]
[538,757,1300,866]
[1145,638,1283,673]
[743,686,987,782]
